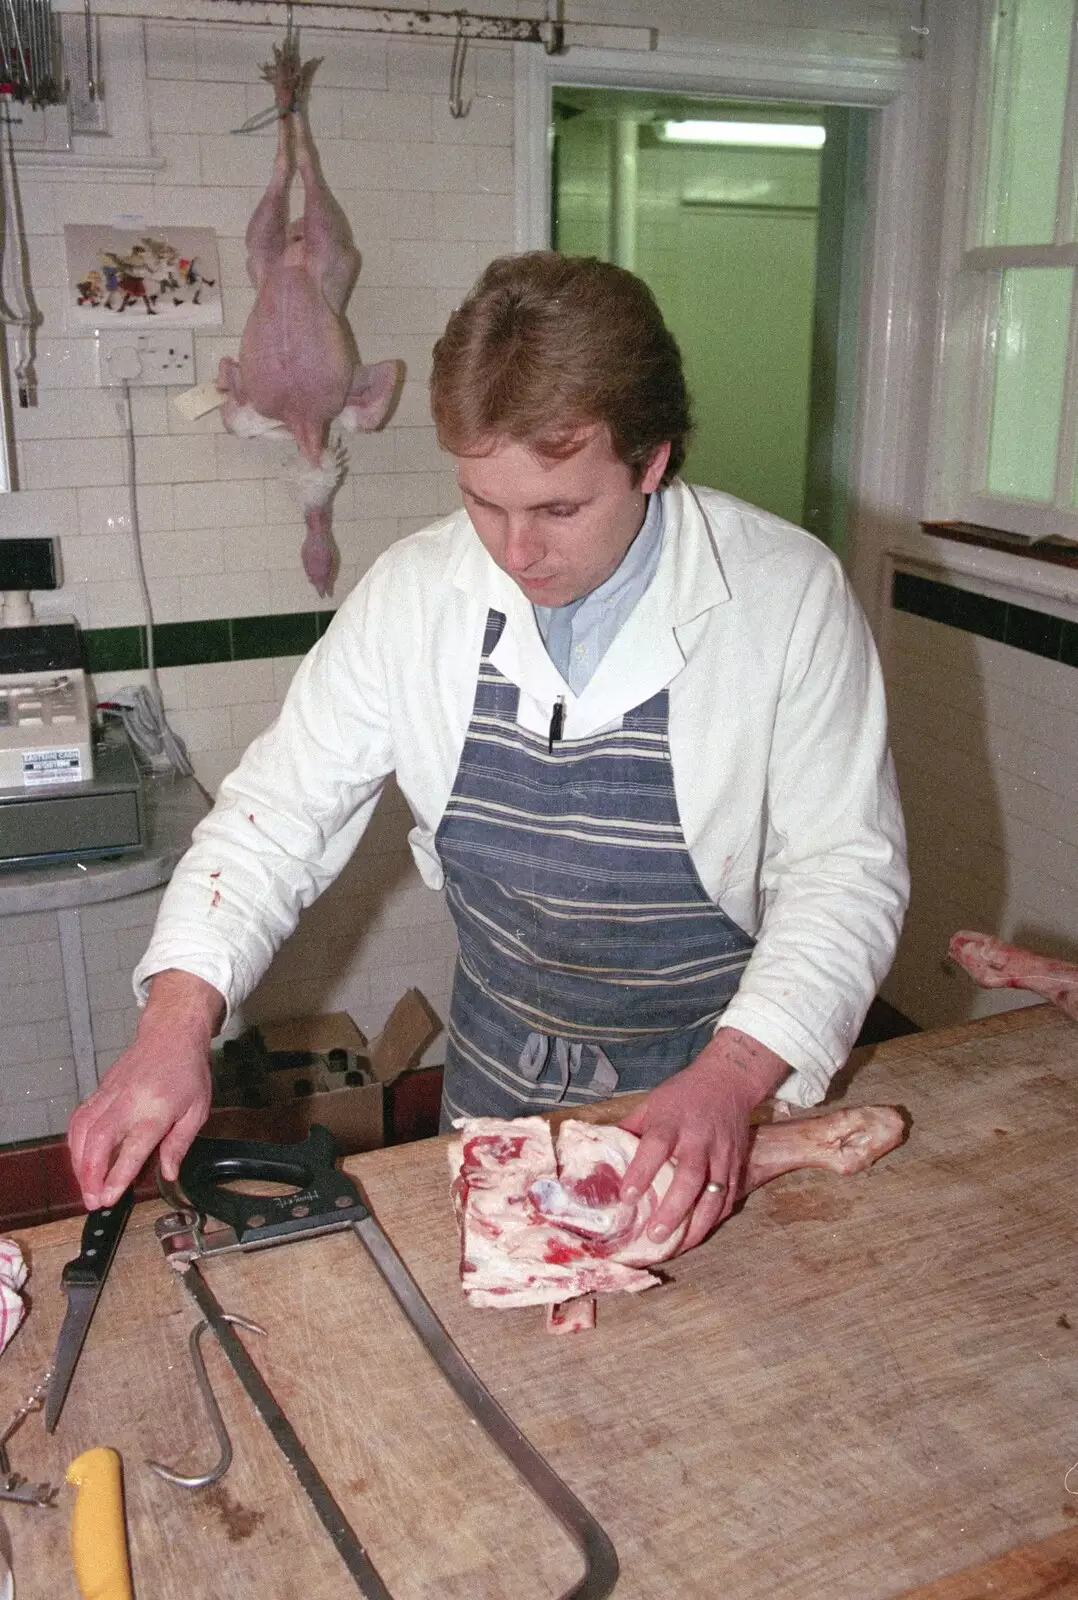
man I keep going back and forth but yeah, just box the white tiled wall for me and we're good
[1,18,509,1138]
[882,607,1078,1029]
[80,889,168,1082]
[15,21,513,633]
[0,913,75,1140]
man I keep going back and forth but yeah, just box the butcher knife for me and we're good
[156,1125,619,1600]
[44,1189,135,1433]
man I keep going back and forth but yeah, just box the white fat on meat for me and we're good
[448,1117,666,1310]
[528,1122,689,1267]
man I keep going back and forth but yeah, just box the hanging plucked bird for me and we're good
[217,36,403,595]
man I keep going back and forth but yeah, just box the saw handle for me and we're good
[178,1124,368,1244]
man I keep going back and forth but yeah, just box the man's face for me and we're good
[456,429,670,609]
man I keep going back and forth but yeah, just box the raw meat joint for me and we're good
[448,1107,905,1334]
[217,37,403,596]
[949,930,1078,1021]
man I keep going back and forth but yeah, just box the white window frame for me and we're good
[927,0,1078,541]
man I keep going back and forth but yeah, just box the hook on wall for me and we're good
[449,16,472,120]
[544,0,567,55]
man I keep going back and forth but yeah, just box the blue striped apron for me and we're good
[434,609,755,1125]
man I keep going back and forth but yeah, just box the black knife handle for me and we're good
[61,1187,135,1289]
[179,1124,369,1247]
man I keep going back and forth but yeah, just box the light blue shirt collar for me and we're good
[534,490,665,694]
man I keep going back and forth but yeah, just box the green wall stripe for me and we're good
[82,611,335,675]
[82,626,145,674]
[892,572,1078,667]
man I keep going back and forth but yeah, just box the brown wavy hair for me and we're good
[430,252,692,485]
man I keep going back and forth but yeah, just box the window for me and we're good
[935,0,1078,540]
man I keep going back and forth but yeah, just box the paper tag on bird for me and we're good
[173,383,225,422]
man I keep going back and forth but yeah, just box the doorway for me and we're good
[550,89,872,553]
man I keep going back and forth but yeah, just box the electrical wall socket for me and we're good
[95,329,196,388]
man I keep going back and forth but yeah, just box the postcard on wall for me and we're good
[63,225,223,328]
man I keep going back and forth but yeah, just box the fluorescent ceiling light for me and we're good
[661,120,826,149]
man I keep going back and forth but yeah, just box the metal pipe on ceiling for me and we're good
[49,0,654,53]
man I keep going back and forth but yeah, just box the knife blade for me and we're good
[44,1189,134,1433]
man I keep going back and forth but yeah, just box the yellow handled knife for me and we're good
[66,1447,134,1600]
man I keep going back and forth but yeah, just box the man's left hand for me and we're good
[618,1028,790,1252]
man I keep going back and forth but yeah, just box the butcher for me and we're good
[68,252,909,1255]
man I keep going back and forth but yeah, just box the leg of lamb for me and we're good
[448,1105,905,1332]
[949,931,1078,1020]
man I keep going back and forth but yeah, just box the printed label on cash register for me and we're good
[22,747,84,786]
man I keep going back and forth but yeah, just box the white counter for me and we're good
[0,770,208,915]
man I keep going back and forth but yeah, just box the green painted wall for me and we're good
[553,104,822,528]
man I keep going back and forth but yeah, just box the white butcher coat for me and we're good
[135,481,909,1107]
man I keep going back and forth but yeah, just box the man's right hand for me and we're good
[67,970,225,1210]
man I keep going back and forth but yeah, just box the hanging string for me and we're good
[231,3,310,133]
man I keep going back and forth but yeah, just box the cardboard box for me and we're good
[204,988,442,1155]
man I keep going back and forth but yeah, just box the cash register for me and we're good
[0,538,146,867]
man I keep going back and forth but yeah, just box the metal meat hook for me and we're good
[84,0,97,100]
[147,1313,267,1490]
[449,19,472,120]
[230,3,302,133]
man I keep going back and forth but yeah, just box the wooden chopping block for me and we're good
[900,1524,1078,1597]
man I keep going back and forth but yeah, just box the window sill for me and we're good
[921,521,1078,571]
[887,527,1078,629]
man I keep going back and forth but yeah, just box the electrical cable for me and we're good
[119,379,161,690]
[0,101,40,407]
[110,378,213,804]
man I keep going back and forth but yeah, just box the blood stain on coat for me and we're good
[346,1477,368,1496]
[201,1484,265,1542]
[764,1188,850,1225]
[210,889,222,909]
